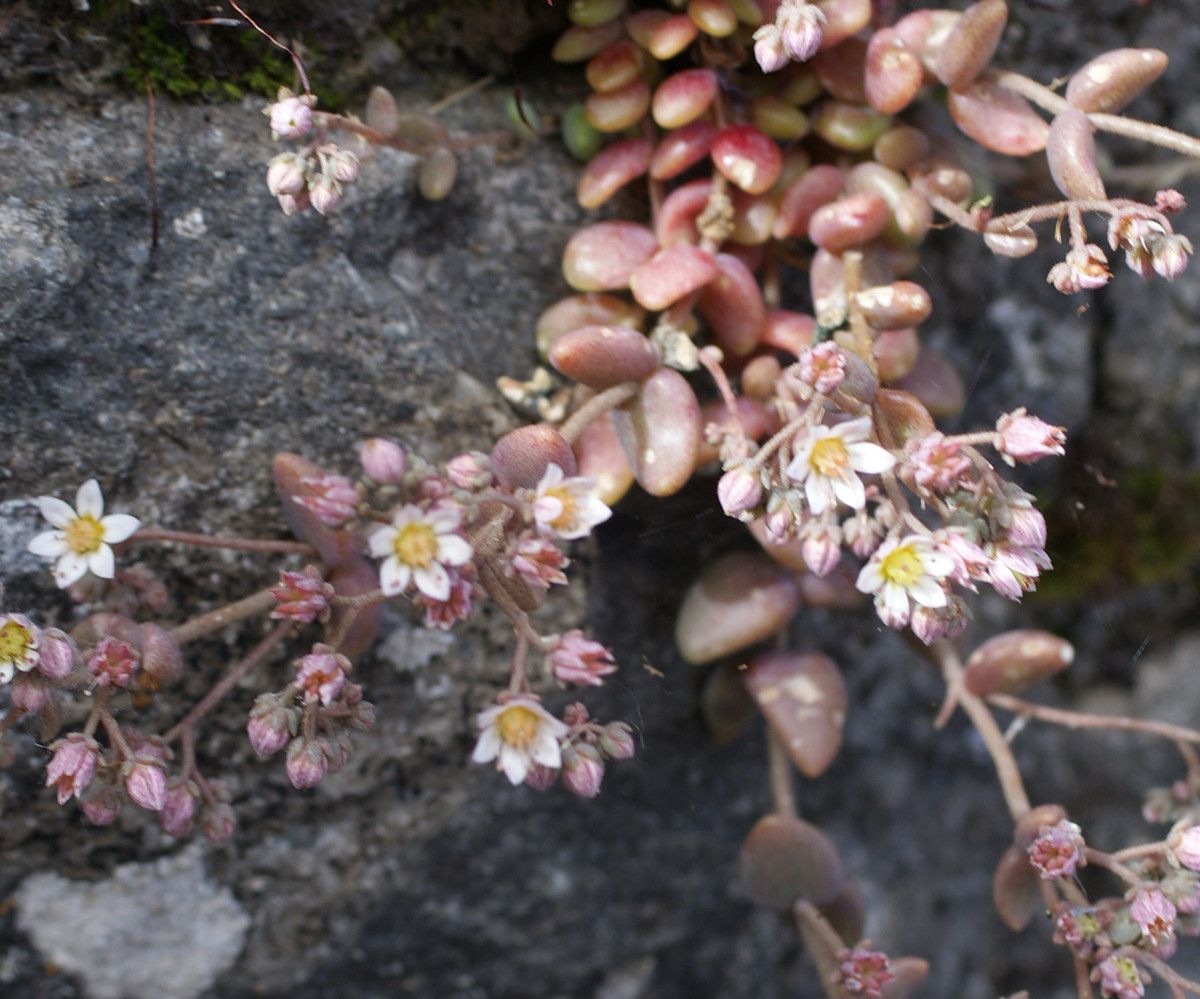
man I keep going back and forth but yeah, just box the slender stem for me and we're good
[1109,841,1166,864]
[766,727,798,818]
[508,628,530,695]
[930,640,1031,819]
[169,588,278,645]
[987,693,1200,746]
[132,527,314,555]
[228,0,311,96]
[1084,847,1141,886]
[991,70,1200,159]
[558,381,640,445]
[425,74,495,115]
[1129,949,1200,995]
[1073,954,1096,999]
[98,709,134,759]
[163,622,293,743]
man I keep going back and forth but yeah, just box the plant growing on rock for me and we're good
[6,0,1200,995]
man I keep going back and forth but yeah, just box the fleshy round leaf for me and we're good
[744,651,848,778]
[739,814,845,909]
[964,630,1075,697]
[611,368,702,498]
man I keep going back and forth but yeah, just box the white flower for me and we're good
[531,464,612,540]
[369,503,472,601]
[0,614,40,684]
[28,480,140,589]
[785,417,895,515]
[471,698,569,785]
[856,534,955,629]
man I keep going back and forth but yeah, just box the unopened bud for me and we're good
[598,720,636,760]
[359,437,407,484]
[445,451,493,490]
[140,624,184,687]
[717,468,763,518]
[248,694,296,758]
[266,153,306,196]
[81,785,123,826]
[124,755,168,811]
[286,736,328,789]
[269,96,313,140]
[36,628,76,680]
[160,780,198,837]
[561,743,605,798]
[309,176,343,216]
[202,803,236,844]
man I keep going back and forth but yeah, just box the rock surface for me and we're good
[2,3,1200,999]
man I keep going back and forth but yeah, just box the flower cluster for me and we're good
[263,89,360,215]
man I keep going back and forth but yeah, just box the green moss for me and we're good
[1033,466,1200,602]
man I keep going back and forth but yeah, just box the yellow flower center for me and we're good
[496,705,540,749]
[0,620,34,664]
[393,522,437,568]
[545,486,576,529]
[64,515,105,556]
[879,544,924,588]
[809,437,850,478]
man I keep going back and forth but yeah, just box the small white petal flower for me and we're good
[27,480,141,589]
[856,534,953,630]
[370,503,473,601]
[0,614,41,684]
[531,464,612,541]
[785,417,895,515]
[472,698,569,786]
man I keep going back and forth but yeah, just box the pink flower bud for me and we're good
[81,785,123,826]
[717,468,763,518]
[510,536,569,591]
[911,597,970,646]
[1006,505,1047,549]
[286,736,328,789]
[36,628,75,680]
[752,24,789,73]
[549,631,617,687]
[329,149,359,184]
[86,637,140,688]
[1027,819,1086,879]
[296,474,359,527]
[270,566,333,623]
[359,437,407,484]
[309,176,343,216]
[247,694,296,757]
[598,721,636,760]
[797,341,846,394]
[1156,189,1186,213]
[778,0,826,62]
[160,781,198,838]
[523,763,559,791]
[278,190,310,216]
[1047,243,1111,294]
[995,408,1066,465]
[445,451,492,490]
[1172,825,1200,871]
[269,96,313,140]
[800,521,841,577]
[203,803,236,844]
[45,734,100,804]
[124,756,167,811]
[266,153,306,196]
[11,671,51,711]
[1153,233,1193,280]
[561,744,605,798]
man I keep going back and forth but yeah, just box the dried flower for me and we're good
[510,536,569,591]
[856,534,954,630]
[786,417,895,514]
[86,637,140,688]
[1129,884,1177,946]
[0,613,40,684]
[832,947,894,997]
[1092,955,1147,999]
[994,408,1066,465]
[413,568,475,630]
[295,647,350,706]
[549,631,617,687]
[45,734,100,805]
[369,503,473,601]
[28,479,140,588]
[906,433,972,495]
[297,474,359,527]
[270,566,333,623]
[472,697,568,785]
[1027,819,1086,879]
[1052,904,1108,958]
[532,464,612,540]
[796,342,846,395]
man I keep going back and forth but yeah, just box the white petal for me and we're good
[856,561,883,594]
[909,576,948,609]
[379,557,410,596]
[414,562,450,601]
[367,526,397,558]
[76,479,104,518]
[581,496,612,528]
[536,463,564,492]
[28,531,69,558]
[847,442,896,475]
[471,726,502,764]
[427,506,461,532]
[881,583,911,625]
[529,731,562,769]
[832,473,865,511]
[36,496,76,528]
[436,534,472,567]
[101,514,140,543]
[784,452,811,483]
[920,551,956,576]
[835,416,872,443]
[805,475,834,515]
[53,553,90,589]
[88,545,115,580]
[498,745,529,785]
